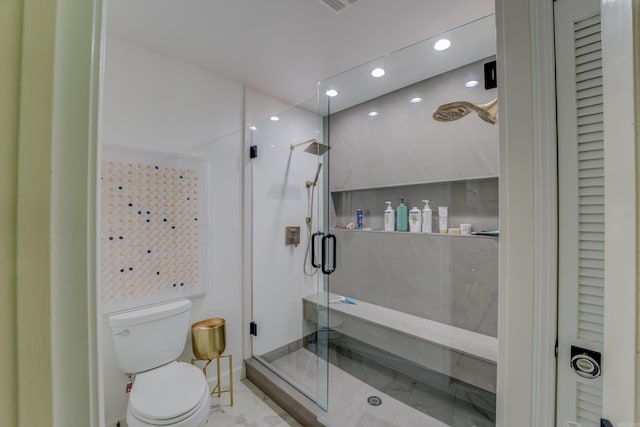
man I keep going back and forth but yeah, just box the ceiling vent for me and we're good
[317,0,358,14]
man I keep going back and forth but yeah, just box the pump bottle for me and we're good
[421,200,432,233]
[409,206,421,232]
[384,201,395,231]
[396,199,408,232]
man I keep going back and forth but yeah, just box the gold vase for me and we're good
[191,318,226,360]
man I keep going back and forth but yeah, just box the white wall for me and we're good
[187,129,244,384]
[99,36,244,426]
[101,36,243,152]
[245,88,322,356]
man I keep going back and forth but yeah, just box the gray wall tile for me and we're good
[330,230,498,337]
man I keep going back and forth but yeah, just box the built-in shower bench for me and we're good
[303,292,497,393]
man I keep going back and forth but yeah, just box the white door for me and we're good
[555,0,605,425]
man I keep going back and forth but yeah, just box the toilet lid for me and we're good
[129,362,208,422]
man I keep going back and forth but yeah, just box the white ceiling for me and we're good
[315,15,496,113]
[106,0,495,107]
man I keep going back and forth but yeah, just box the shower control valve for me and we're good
[285,226,301,247]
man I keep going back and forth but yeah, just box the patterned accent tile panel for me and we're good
[101,144,208,313]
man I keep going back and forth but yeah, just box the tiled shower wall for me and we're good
[330,230,498,337]
[330,178,499,337]
[326,57,499,340]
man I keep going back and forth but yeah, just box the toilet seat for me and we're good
[128,361,210,426]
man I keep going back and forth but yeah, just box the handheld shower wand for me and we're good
[306,163,323,188]
[304,163,322,276]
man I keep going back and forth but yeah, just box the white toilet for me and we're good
[109,299,211,427]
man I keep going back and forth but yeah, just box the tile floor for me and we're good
[272,348,451,427]
[208,371,445,427]
[209,346,494,427]
[207,379,302,427]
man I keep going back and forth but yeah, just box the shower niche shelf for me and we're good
[332,228,498,238]
[330,176,499,234]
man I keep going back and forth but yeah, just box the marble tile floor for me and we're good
[270,347,495,427]
[207,378,302,427]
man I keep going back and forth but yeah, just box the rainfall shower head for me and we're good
[290,138,331,156]
[433,99,498,125]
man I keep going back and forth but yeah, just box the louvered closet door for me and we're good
[555,0,604,426]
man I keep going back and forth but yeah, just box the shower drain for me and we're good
[367,395,382,406]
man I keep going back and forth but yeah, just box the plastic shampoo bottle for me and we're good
[384,201,395,231]
[438,206,449,234]
[396,199,408,232]
[409,206,421,233]
[421,200,432,233]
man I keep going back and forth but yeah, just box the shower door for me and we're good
[248,96,330,410]
[315,15,500,427]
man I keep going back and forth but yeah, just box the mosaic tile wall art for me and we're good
[101,144,208,313]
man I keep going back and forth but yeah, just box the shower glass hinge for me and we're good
[249,321,257,336]
[249,145,258,159]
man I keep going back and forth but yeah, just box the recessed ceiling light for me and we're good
[368,111,378,117]
[465,80,480,88]
[326,89,338,97]
[371,68,385,78]
[270,116,279,121]
[410,97,422,103]
[434,38,451,51]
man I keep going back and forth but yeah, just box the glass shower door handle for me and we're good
[321,234,337,274]
[311,232,325,268]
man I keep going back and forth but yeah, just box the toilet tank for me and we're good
[108,299,192,373]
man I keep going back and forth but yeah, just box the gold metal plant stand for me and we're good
[191,318,234,406]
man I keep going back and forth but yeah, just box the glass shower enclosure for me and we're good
[247,96,329,406]
[250,15,499,427]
